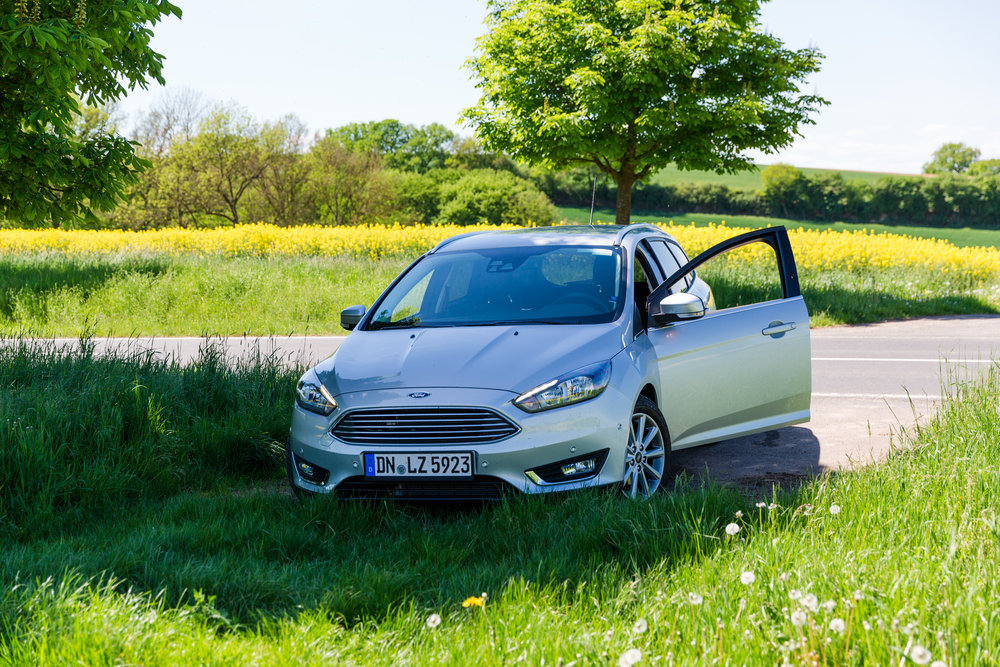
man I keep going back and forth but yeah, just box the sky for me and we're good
[118,0,1000,175]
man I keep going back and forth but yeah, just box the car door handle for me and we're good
[762,321,796,337]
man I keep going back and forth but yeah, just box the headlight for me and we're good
[296,371,338,416]
[514,361,611,413]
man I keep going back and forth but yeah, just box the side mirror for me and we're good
[340,305,367,331]
[649,293,706,327]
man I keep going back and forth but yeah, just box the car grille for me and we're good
[331,407,519,445]
[335,476,516,501]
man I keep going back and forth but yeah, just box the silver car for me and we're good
[287,224,810,500]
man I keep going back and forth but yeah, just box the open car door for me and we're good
[645,227,811,450]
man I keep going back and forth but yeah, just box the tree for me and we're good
[175,104,268,225]
[0,0,181,226]
[256,115,313,225]
[307,136,393,225]
[969,159,1000,178]
[462,0,826,225]
[327,120,457,173]
[922,142,981,175]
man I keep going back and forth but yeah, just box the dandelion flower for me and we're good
[425,613,442,629]
[632,618,648,634]
[769,503,779,510]
[688,592,703,605]
[788,589,802,600]
[863,621,872,631]
[853,589,864,601]
[618,648,643,667]
[909,646,932,665]
[829,504,841,515]
[829,618,845,633]
[822,600,836,613]
[735,510,743,518]
[740,571,756,585]
[725,523,741,536]
[800,594,818,612]
[930,661,947,667]
[779,572,790,582]
[462,596,485,608]
[790,610,807,627]
[756,502,766,508]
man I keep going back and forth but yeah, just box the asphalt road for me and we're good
[11,315,1000,488]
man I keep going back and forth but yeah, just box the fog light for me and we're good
[525,449,609,485]
[561,459,595,476]
[292,453,330,486]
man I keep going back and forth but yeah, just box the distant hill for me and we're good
[649,164,922,191]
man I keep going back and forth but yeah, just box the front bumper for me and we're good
[287,386,633,498]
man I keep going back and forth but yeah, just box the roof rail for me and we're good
[427,230,489,254]
[613,223,664,246]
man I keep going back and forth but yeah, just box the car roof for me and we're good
[428,224,670,254]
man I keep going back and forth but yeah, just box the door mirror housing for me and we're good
[340,305,367,331]
[650,293,706,327]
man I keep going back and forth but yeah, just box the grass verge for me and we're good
[1,342,998,664]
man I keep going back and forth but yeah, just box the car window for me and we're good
[646,240,688,294]
[367,245,624,329]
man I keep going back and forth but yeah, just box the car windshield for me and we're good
[366,245,623,330]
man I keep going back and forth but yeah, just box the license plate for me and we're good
[363,452,474,479]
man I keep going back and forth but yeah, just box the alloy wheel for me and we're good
[623,409,666,499]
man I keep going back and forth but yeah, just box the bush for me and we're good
[434,169,558,226]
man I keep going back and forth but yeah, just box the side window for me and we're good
[696,242,783,310]
[647,240,686,294]
[666,242,693,289]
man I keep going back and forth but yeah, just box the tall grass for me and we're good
[1,347,999,664]
[0,338,300,536]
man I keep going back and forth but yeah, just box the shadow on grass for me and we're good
[0,256,172,323]
[0,461,824,628]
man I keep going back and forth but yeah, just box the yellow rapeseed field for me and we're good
[2,222,999,283]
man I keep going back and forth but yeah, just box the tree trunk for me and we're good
[614,170,635,226]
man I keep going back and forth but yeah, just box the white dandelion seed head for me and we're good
[725,522,741,536]
[862,621,872,631]
[829,618,845,633]
[801,594,818,612]
[735,510,743,518]
[790,610,807,627]
[779,572,791,582]
[756,502,766,508]
[769,503,779,510]
[853,589,863,601]
[909,645,932,665]
[788,589,802,600]
[822,600,836,613]
[930,661,947,667]
[688,592,703,605]
[618,648,643,667]
[829,504,841,515]
[740,571,756,585]
[632,618,648,634]
[903,623,914,635]
[425,613,442,629]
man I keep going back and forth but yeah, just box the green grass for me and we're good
[1,340,999,664]
[0,255,410,337]
[559,207,1000,249]
[648,163,920,191]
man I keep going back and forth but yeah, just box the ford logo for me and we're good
[408,392,431,399]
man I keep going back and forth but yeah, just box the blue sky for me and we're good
[119,0,1000,174]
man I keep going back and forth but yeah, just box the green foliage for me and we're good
[326,119,457,173]
[0,0,181,226]
[923,142,981,175]
[463,0,826,223]
[434,169,558,226]
[970,158,1000,178]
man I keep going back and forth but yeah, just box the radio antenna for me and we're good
[588,174,598,226]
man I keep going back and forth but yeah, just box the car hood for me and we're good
[315,323,627,396]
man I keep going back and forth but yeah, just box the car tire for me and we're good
[623,395,671,499]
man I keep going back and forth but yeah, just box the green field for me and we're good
[1,339,997,664]
[559,207,1000,249]
[648,163,921,191]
